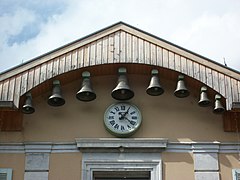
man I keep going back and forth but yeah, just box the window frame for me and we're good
[0,168,12,180]
[232,169,240,180]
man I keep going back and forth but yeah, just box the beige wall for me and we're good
[0,153,25,180]
[219,153,240,179]
[0,74,236,142]
[49,153,82,180]
[162,152,194,180]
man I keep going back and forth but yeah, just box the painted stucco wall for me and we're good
[0,74,238,180]
[0,74,234,142]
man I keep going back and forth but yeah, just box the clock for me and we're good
[104,102,142,137]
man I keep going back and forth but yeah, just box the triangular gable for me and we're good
[0,22,239,110]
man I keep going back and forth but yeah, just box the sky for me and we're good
[0,0,240,73]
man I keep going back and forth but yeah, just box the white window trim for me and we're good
[0,168,12,180]
[232,169,240,180]
[76,138,167,180]
[82,152,162,180]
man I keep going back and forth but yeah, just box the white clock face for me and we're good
[104,102,142,137]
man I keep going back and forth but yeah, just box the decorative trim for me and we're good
[76,138,168,152]
[0,140,240,153]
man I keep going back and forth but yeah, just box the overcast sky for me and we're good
[0,0,239,73]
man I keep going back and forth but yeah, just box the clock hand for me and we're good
[122,106,130,117]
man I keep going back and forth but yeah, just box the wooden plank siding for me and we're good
[0,29,239,112]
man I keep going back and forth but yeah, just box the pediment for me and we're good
[0,22,239,126]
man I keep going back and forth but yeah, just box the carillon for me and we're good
[76,71,96,102]
[146,69,164,96]
[111,67,134,101]
[174,74,189,98]
[22,92,35,114]
[48,80,65,107]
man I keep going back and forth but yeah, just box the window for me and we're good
[93,171,150,180]
[0,169,12,180]
[232,169,240,180]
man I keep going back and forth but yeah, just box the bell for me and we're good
[48,80,65,106]
[174,75,190,98]
[111,67,134,100]
[198,86,211,107]
[146,69,164,96]
[76,71,96,101]
[213,94,225,114]
[22,92,35,114]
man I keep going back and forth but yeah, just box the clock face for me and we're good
[104,102,142,137]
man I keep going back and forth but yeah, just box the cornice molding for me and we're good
[0,139,239,153]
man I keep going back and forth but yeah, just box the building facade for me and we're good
[0,22,240,180]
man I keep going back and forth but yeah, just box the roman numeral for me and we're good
[109,120,115,126]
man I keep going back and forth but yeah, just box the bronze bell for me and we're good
[174,75,190,98]
[198,86,211,107]
[111,67,134,100]
[48,80,65,106]
[76,71,96,102]
[22,92,35,114]
[213,94,225,114]
[146,69,164,96]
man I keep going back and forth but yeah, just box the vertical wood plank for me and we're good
[119,31,126,63]
[108,34,114,63]
[20,71,28,95]
[218,73,226,97]
[40,63,47,84]
[27,68,34,91]
[150,44,157,65]
[175,54,181,72]
[162,49,169,68]
[168,51,175,70]
[199,65,206,84]
[114,31,120,63]
[238,81,240,102]
[231,78,238,103]
[138,38,144,64]
[193,62,200,81]
[52,58,59,77]
[225,76,232,110]
[212,70,219,92]
[102,36,108,64]
[83,45,90,67]
[181,56,187,74]
[8,77,15,101]
[34,66,40,87]
[0,82,3,100]
[186,59,193,78]
[59,55,66,74]
[132,35,139,63]
[144,41,151,64]
[71,49,78,70]
[65,52,72,72]
[96,39,102,65]
[126,33,132,63]
[2,80,9,101]
[156,46,163,67]
[77,48,84,68]
[46,60,53,80]
[89,42,96,66]
[206,67,213,87]
[13,74,22,108]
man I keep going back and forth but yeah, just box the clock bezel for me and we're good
[104,102,142,137]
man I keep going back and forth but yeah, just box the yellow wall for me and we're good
[0,74,235,142]
[162,152,194,180]
[49,153,82,180]
[0,153,25,180]
[219,154,240,179]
